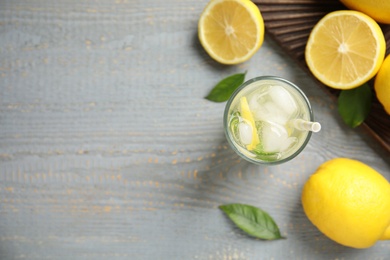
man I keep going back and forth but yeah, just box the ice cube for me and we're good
[269,85,298,117]
[253,101,290,125]
[280,137,298,152]
[261,122,289,153]
[248,92,267,111]
[238,121,253,145]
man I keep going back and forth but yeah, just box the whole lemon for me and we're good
[339,0,390,24]
[375,55,390,115]
[301,158,390,248]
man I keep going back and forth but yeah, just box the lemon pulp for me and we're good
[198,0,264,65]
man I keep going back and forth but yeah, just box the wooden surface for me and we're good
[0,0,389,259]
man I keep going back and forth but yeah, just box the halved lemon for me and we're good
[374,55,390,115]
[240,96,259,150]
[198,0,264,65]
[305,10,386,89]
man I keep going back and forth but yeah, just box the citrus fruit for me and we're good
[340,0,390,24]
[305,10,386,90]
[198,0,264,65]
[374,55,390,115]
[301,158,390,248]
[239,96,259,150]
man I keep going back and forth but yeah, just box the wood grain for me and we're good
[0,0,389,259]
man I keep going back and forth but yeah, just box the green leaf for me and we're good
[219,203,285,240]
[205,72,246,102]
[337,84,372,128]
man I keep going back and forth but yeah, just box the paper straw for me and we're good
[289,119,321,132]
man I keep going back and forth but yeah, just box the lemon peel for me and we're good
[302,158,390,248]
[374,55,390,115]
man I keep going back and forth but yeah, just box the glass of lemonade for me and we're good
[224,76,320,165]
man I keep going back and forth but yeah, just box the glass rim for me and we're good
[223,75,314,165]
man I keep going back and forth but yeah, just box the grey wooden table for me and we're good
[1,0,389,259]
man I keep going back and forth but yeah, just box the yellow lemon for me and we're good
[305,10,386,90]
[374,55,390,115]
[340,0,390,24]
[302,158,390,248]
[239,96,259,150]
[198,0,264,65]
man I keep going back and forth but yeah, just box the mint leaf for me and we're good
[338,84,372,128]
[219,203,285,240]
[205,72,246,102]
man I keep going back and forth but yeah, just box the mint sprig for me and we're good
[205,72,246,102]
[338,83,372,128]
[219,203,285,240]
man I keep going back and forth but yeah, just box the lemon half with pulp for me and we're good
[198,0,264,65]
[305,10,386,89]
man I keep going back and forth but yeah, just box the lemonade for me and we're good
[224,76,320,164]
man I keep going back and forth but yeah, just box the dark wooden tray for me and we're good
[253,0,390,152]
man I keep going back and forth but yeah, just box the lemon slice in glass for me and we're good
[240,96,259,150]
